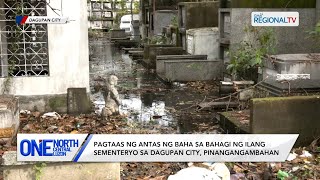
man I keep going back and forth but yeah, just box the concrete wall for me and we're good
[178,2,219,50]
[179,2,219,30]
[250,96,320,146]
[164,60,223,81]
[153,10,177,36]
[186,27,220,60]
[0,0,90,112]
[230,8,320,54]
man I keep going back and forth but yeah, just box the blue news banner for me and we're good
[17,134,298,162]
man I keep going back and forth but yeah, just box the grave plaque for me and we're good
[187,35,194,54]
[67,88,91,115]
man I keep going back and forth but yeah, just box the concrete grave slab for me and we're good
[67,88,91,115]
[251,96,320,146]
[219,95,320,147]
[145,46,185,68]
[156,55,207,75]
[186,27,220,60]
[164,60,223,82]
[110,29,126,39]
[143,44,175,67]
[263,54,320,80]
[2,151,120,180]
[259,54,320,96]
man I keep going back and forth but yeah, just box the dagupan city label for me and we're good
[16,16,69,25]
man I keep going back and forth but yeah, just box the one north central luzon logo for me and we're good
[20,139,79,156]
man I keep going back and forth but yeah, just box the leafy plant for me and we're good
[133,1,140,14]
[88,28,102,38]
[119,0,127,11]
[149,35,167,45]
[33,162,47,180]
[277,169,299,180]
[307,21,320,46]
[227,26,276,80]
[277,170,289,180]
[171,16,178,27]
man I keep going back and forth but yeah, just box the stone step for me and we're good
[114,40,140,48]
[110,29,126,39]
[122,48,143,53]
[156,54,207,60]
[144,47,185,69]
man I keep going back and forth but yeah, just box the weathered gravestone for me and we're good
[67,88,91,115]
[251,96,320,147]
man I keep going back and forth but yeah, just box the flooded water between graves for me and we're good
[89,36,222,134]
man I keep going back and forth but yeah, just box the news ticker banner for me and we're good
[17,134,298,162]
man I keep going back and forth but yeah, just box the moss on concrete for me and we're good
[219,111,250,133]
[48,96,67,110]
[187,63,202,70]
[251,95,320,146]
[18,94,68,113]
[252,95,320,103]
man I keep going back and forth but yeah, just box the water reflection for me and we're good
[120,95,174,126]
[89,37,175,127]
[92,93,174,127]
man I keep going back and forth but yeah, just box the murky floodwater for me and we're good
[89,35,221,133]
[89,36,175,128]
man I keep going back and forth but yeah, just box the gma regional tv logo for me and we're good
[16,15,69,25]
[251,12,299,26]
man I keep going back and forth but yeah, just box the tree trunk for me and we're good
[131,0,133,23]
